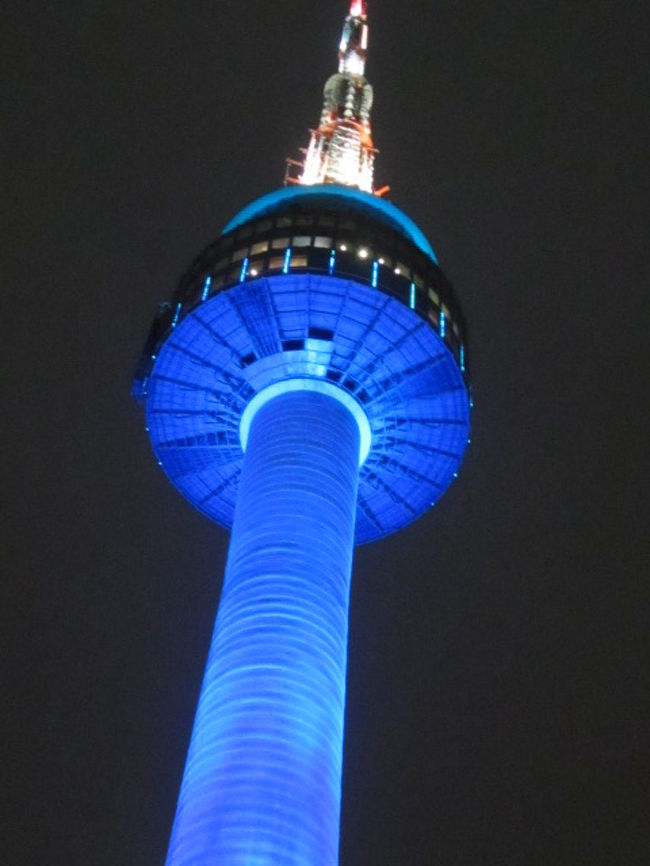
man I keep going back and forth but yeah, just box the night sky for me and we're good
[4,1,648,864]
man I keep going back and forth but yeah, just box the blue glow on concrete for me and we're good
[171,302,182,328]
[223,185,438,263]
[372,260,379,287]
[440,310,446,338]
[147,272,470,543]
[201,275,212,301]
[329,249,336,275]
[409,281,416,309]
[239,256,249,282]
[240,377,371,465]
[164,389,360,866]
[283,247,292,274]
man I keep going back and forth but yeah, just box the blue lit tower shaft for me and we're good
[137,185,471,862]
[134,2,472,863]
[165,389,360,865]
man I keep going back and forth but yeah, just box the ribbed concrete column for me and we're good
[165,388,361,866]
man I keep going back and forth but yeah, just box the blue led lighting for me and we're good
[283,247,292,274]
[239,257,249,282]
[439,311,446,339]
[201,275,212,301]
[147,272,470,542]
[222,185,438,263]
[171,302,182,328]
[240,377,371,465]
[460,344,465,372]
[328,249,336,275]
[372,260,379,287]
[409,281,416,309]
[165,389,359,866]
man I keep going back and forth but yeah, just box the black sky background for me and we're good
[3,1,648,863]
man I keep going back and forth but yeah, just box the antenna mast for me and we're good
[287,1,378,192]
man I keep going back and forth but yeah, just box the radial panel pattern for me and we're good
[147,273,469,542]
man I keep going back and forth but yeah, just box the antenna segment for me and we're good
[287,1,377,192]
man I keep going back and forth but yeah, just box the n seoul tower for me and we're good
[134,2,471,863]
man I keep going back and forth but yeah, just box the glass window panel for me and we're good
[251,241,269,255]
[271,237,290,249]
[314,236,332,248]
[292,236,312,247]
[248,259,264,276]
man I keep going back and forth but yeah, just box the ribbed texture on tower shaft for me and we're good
[165,390,360,866]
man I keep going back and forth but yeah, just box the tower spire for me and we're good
[287,0,378,193]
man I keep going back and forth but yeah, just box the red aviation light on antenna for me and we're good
[350,0,365,18]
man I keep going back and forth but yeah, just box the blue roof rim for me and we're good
[222,185,438,264]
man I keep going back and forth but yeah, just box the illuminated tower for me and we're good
[134,2,470,863]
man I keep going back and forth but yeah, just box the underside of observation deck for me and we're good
[144,271,469,543]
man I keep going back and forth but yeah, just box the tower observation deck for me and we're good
[134,3,471,863]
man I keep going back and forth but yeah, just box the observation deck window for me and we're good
[249,259,264,276]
